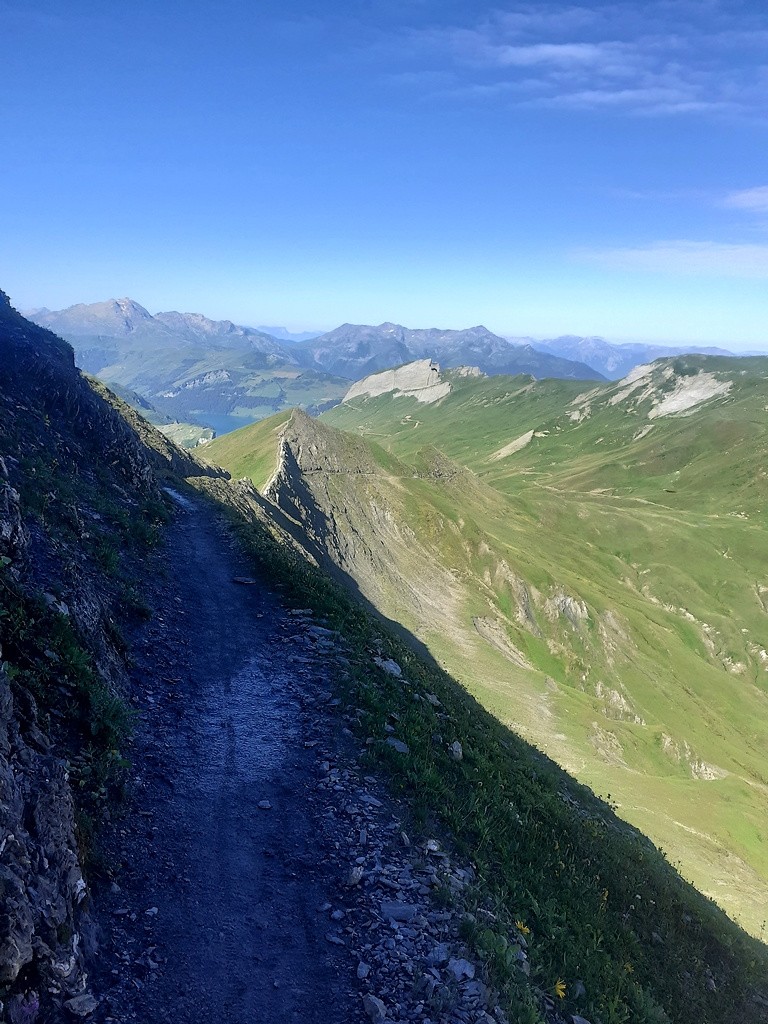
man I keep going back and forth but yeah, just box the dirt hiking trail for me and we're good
[91,492,360,1023]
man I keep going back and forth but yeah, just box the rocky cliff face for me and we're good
[0,453,90,1011]
[262,411,470,648]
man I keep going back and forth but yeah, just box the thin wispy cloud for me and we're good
[383,2,768,118]
[576,240,768,278]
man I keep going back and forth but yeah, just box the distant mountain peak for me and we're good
[293,322,604,382]
[255,326,320,343]
[114,296,151,315]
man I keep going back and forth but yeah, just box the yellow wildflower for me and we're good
[515,920,531,936]
[554,979,566,999]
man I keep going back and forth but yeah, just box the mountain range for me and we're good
[27,299,348,438]
[288,321,604,381]
[527,334,750,380]
[28,299,762,438]
[26,300,606,438]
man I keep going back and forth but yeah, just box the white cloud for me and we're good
[490,41,628,68]
[576,240,768,278]
[384,3,768,119]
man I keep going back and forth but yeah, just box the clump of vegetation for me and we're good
[194,478,768,1024]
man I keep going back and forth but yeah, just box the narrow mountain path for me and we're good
[90,490,361,1023]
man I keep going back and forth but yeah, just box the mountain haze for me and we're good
[530,334,746,380]
[256,325,321,342]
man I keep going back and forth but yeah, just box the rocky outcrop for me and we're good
[0,457,28,562]
[266,409,397,484]
[0,668,88,999]
[86,378,228,482]
[0,455,89,1005]
[343,360,451,405]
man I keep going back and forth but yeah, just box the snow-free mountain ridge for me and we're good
[527,334,752,380]
[25,301,609,436]
[293,321,605,382]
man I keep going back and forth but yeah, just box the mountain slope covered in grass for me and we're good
[204,357,768,939]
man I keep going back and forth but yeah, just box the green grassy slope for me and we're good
[203,356,768,937]
[191,467,768,1024]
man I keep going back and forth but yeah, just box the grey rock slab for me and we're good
[380,900,420,923]
[373,657,402,677]
[64,993,100,1016]
[447,957,475,981]
[426,942,450,966]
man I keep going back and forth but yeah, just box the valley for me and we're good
[205,357,768,937]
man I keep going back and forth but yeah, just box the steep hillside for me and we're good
[0,292,222,1014]
[103,381,215,448]
[207,357,768,938]
[26,299,349,433]
[291,322,605,381]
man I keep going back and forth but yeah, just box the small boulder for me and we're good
[447,957,475,981]
[380,900,418,923]
[363,993,387,1022]
[374,657,402,677]
[385,737,409,755]
[64,993,99,1017]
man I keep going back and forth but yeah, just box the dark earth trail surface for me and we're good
[89,491,362,1023]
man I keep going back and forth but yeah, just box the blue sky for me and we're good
[2,0,768,345]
